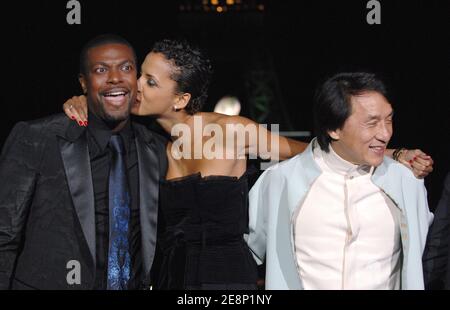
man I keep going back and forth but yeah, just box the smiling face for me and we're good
[329,91,393,167]
[133,52,187,117]
[79,43,137,124]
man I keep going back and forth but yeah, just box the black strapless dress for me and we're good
[156,172,258,290]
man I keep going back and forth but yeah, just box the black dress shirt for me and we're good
[86,112,142,290]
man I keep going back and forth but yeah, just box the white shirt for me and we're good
[293,145,401,289]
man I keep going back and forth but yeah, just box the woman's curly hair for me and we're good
[151,39,213,114]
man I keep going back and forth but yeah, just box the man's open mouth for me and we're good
[369,145,385,155]
[102,89,130,107]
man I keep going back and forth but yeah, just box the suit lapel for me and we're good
[134,126,160,281]
[58,125,96,268]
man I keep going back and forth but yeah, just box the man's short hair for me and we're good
[79,34,137,76]
[313,72,390,152]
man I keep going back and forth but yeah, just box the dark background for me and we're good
[1,0,448,209]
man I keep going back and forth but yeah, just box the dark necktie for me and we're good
[107,135,131,290]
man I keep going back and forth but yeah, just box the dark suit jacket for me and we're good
[0,114,167,289]
[423,172,450,290]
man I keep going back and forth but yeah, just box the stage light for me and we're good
[214,96,242,116]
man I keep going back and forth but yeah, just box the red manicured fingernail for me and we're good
[78,121,83,126]
[84,121,88,126]
[409,160,413,164]
[71,116,76,120]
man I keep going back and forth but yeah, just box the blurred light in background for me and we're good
[214,96,242,116]
[178,0,264,13]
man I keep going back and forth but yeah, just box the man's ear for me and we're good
[328,129,340,141]
[78,74,88,95]
[175,93,191,110]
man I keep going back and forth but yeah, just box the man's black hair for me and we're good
[79,34,137,75]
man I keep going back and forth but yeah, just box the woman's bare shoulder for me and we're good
[201,112,256,127]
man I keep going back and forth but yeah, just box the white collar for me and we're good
[320,144,374,178]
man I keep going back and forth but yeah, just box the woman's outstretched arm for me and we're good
[228,115,433,178]
[63,98,433,178]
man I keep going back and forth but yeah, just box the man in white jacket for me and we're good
[247,72,433,290]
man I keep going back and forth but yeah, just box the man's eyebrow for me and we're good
[383,110,394,119]
[117,60,135,66]
[92,60,135,67]
[92,61,109,67]
[366,114,381,121]
[366,110,394,121]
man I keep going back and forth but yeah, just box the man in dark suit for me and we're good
[423,171,450,289]
[0,34,167,290]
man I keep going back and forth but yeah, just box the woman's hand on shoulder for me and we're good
[398,149,434,179]
[63,95,88,126]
